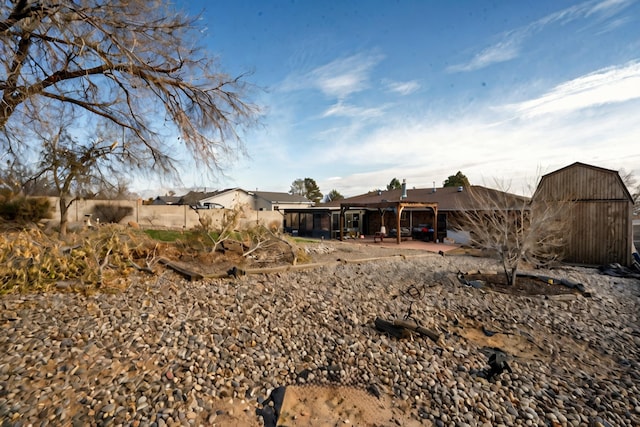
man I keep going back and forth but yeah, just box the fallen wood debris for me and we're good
[158,258,204,281]
[374,317,442,343]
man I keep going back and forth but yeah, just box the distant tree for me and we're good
[324,189,344,203]
[443,171,470,188]
[30,116,126,236]
[304,178,323,204]
[1,160,30,194]
[289,179,306,196]
[289,177,323,204]
[93,178,138,200]
[0,158,58,196]
[387,178,402,190]
[620,169,640,215]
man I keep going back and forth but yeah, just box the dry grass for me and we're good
[0,225,158,294]
[0,223,304,294]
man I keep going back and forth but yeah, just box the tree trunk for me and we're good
[59,196,70,237]
[509,267,518,286]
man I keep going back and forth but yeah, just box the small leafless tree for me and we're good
[452,184,572,285]
[192,203,245,254]
[29,111,136,236]
[193,203,297,264]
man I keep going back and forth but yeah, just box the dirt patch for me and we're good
[275,385,423,427]
[455,324,549,361]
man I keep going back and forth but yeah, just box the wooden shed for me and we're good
[533,162,633,266]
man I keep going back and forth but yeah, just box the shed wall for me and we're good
[535,164,632,266]
[567,201,631,265]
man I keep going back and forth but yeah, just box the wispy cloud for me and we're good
[386,80,421,95]
[322,101,386,119]
[318,102,640,196]
[447,34,524,73]
[280,52,384,100]
[312,63,640,196]
[448,0,635,72]
[586,0,635,18]
[504,60,640,117]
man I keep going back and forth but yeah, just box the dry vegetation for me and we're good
[0,223,303,294]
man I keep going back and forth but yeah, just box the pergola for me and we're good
[339,200,438,244]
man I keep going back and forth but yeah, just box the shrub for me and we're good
[92,203,134,224]
[0,191,52,223]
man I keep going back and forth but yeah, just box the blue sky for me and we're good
[166,0,640,197]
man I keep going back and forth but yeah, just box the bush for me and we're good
[0,191,52,223]
[92,203,134,224]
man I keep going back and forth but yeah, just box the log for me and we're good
[158,258,204,281]
[374,317,411,339]
[392,319,442,343]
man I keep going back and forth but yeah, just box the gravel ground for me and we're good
[1,241,639,426]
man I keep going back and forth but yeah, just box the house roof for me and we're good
[253,191,312,204]
[153,196,181,205]
[177,190,221,206]
[324,185,529,211]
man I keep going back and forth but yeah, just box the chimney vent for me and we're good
[401,179,407,200]
[458,186,463,192]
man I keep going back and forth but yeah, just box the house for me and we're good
[252,191,314,211]
[175,188,313,212]
[532,162,634,266]
[151,195,181,205]
[177,190,222,208]
[282,184,529,242]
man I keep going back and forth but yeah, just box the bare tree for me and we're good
[620,169,640,215]
[1,0,258,200]
[289,179,306,196]
[452,184,571,285]
[30,112,127,235]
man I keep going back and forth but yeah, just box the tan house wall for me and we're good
[199,190,253,209]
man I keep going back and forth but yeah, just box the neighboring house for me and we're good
[177,190,222,208]
[283,184,528,241]
[174,188,313,211]
[533,162,634,266]
[151,195,181,205]
[194,188,252,209]
[252,191,314,211]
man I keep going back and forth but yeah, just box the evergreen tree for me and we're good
[443,171,470,188]
[324,189,344,203]
[304,178,323,204]
[289,177,323,204]
[387,178,402,190]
